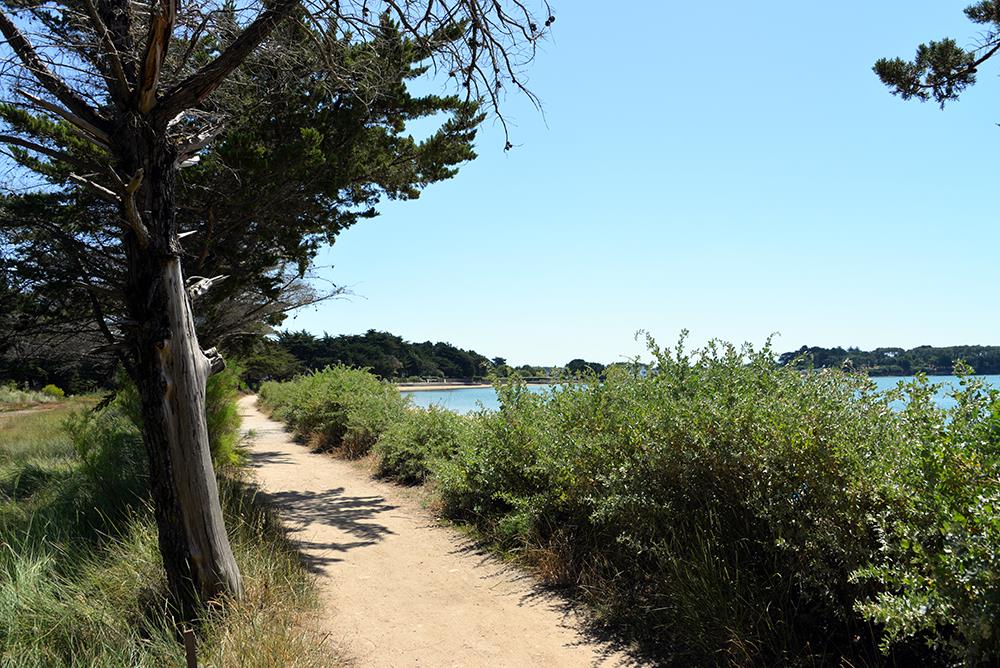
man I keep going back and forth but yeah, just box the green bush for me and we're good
[40,384,65,398]
[63,365,245,491]
[374,406,477,484]
[259,366,408,456]
[0,383,57,406]
[206,362,245,466]
[261,338,1000,665]
[435,336,951,664]
[852,373,1000,664]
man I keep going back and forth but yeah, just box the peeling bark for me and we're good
[121,114,242,621]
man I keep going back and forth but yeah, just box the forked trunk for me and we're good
[119,115,243,622]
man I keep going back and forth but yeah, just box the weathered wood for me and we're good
[121,117,243,621]
[187,274,227,300]
[137,0,177,112]
[183,627,198,668]
[68,173,119,202]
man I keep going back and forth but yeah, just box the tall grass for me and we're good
[0,384,58,409]
[0,376,338,666]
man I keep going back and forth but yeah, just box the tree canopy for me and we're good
[0,19,484,382]
[275,329,493,379]
[778,345,1000,376]
[875,1,1000,105]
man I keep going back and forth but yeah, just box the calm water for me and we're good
[402,384,551,413]
[403,376,1000,414]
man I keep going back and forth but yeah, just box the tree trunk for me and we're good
[119,113,243,622]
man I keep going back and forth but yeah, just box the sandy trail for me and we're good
[239,396,641,668]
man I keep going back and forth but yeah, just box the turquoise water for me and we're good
[403,376,1000,414]
[868,375,1000,410]
[402,384,552,413]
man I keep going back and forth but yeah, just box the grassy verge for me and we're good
[259,339,1000,666]
[0,385,60,412]
[0,382,337,666]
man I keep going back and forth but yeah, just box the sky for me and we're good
[287,1,1000,366]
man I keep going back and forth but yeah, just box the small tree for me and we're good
[0,0,551,622]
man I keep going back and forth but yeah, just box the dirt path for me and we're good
[0,403,61,419]
[239,396,642,668]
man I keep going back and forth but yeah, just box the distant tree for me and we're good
[875,2,1000,106]
[239,338,304,388]
[777,345,1000,376]
[491,357,507,367]
[566,358,605,376]
[275,330,491,380]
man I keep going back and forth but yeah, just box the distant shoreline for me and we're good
[398,381,551,392]
[396,373,1000,393]
[398,383,492,392]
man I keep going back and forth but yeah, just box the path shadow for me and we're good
[447,538,660,667]
[247,449,295,468]
[254,485,397,574]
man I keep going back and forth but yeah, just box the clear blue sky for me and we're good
[288,1,1000,366]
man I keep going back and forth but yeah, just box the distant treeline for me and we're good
[778,345,1000,376]
[272,330,493,380]
[244,330,609,384]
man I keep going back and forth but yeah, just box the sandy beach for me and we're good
[395,383,493,392]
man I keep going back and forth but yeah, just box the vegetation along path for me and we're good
[239,396,639,667]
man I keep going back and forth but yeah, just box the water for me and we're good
[403,376,1000,414]
[402,384,552,413]
[867,375,1000,410]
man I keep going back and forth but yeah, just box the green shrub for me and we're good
[66,366,244,480]
[375,406,477,484]
[852,373,1000,665]
[64,401,147,502]
[259,366,408,456]
[206,362,245,466]
[40,384,65,398]
[436,336,920,664]
[261,338,1000,665]
[0,384,57,406]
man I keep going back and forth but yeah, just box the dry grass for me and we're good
[0,399,344,667]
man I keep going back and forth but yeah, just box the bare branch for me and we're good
[187,274,228,299]
[81,0,132,102]
[203,346,225,375]
[176,126,221,156]
[138,0,178,112]
[0,133,90,170]
[16,88,111,147]
[122,168,151,247]
[125,167,143,194]
[0,9,107,130]
[156,0,302,121]
[68,172,118,201]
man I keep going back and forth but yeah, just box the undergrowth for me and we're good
[0,384,59,409]
[0,368,337,667]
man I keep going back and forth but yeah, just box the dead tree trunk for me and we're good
[119,113,243,621]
